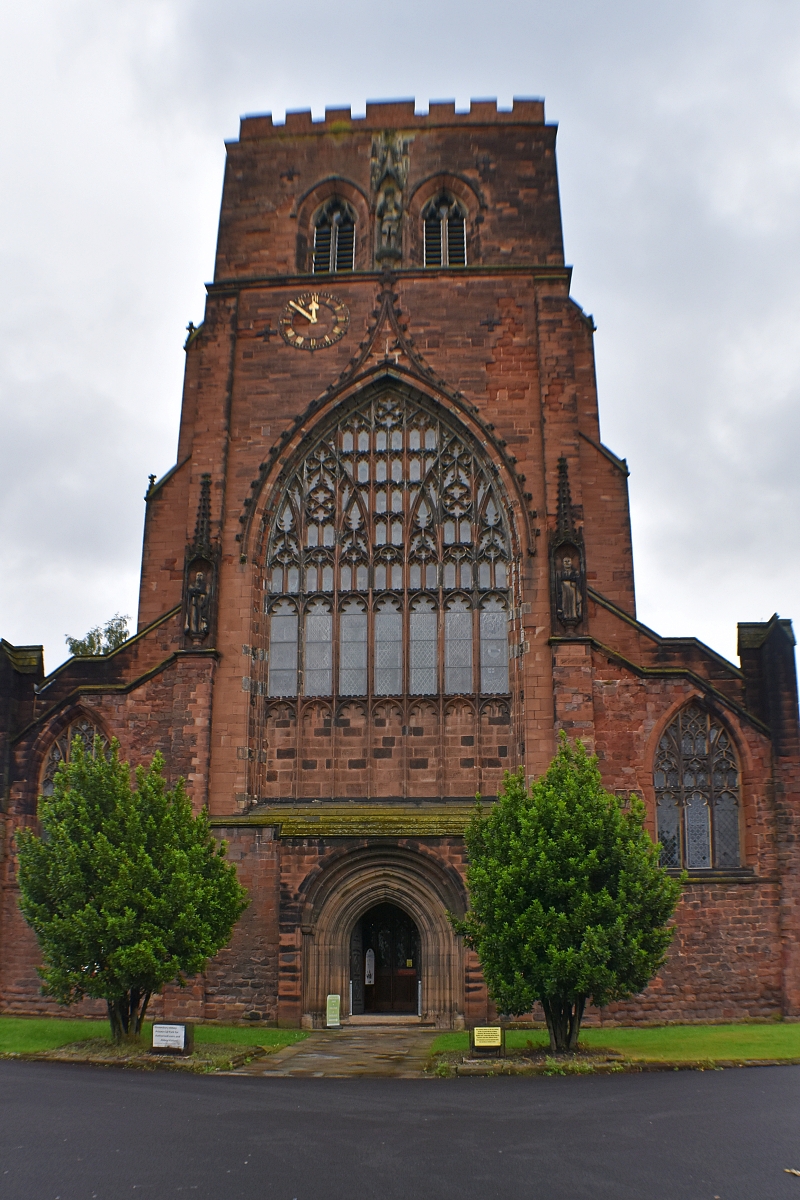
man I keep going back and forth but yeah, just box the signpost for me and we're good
[326,994,341,1027]
[151,1022,195,1056]
[470,1025,505,1058]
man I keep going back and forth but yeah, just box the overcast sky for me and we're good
[1,0,798,673]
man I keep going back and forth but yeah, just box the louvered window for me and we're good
[423,195,467,268]
[313,201,355,273]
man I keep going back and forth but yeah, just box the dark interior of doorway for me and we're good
[350,903,419,1015]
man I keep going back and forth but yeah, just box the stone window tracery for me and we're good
[654,703,741,870]
[40,716,109,797]
[265,391,512,702]
[423,194,467,268]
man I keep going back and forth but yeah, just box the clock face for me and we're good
[280,291,349,350]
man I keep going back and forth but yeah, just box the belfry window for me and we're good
[313,200,355,273]
[423,194,466,268]
[654,704,742,870]
[264,391,512,702]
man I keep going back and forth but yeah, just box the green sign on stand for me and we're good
[326,994,340,1027]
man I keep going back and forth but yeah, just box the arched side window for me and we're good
[264,391,512,702]
[654,703,741,870]
[313,199,356,273]
[40,716,108,796]
[423,194,466,268]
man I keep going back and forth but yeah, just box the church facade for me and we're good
[2,99,799,1028]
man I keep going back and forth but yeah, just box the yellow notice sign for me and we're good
[326,994,340,1027]
[473,1026,502,1047]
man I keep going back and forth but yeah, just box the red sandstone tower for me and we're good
[2,99,799,1028]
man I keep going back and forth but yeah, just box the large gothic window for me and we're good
[265,391,512,702]
[40,715,109,797]
[654,704,742,869]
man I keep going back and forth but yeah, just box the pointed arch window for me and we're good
[41,716,108,797]
[423,194,467,268]
[313,200,356,273]
[654,704,742,869]
[264,390,512,700]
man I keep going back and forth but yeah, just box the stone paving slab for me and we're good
[229,1026,438,1078]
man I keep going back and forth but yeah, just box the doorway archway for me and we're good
[298,844,466,1028]
[351,903,419,1015]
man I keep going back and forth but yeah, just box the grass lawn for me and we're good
[0,1016,306,1055]
[431,1022,800,1062]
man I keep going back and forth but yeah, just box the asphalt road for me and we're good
[2,1061,799,1199]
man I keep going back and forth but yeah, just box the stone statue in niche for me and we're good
[371,131,411,265]
[185,569,210,639]
[556,553,583,625]
[376,183,403,260]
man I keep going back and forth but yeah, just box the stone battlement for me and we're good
[238,97,546,141]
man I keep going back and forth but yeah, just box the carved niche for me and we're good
[371,132,411,265]
[183,473,219,646]
[550,457,586,631]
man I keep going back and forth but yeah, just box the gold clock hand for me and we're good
[287,297,319,321]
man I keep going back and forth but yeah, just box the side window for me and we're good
[41,716,108,796]
[313,200,355,273]
[423,194,466,268]
[654,703,742,869]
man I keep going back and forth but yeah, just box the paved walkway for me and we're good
[232,1025,439,1078]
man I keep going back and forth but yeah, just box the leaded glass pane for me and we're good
[445,609,473,694]
[714,792,740,867]
[268,612,298,697]
[339,611,367,696]
[304,610,332,696]
[375,610,402,695]
[657,795,681,867]
[480,608,508,694]
[410,610,437,695]
[685,793,711,869]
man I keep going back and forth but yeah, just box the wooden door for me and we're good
[361,904,419,1013]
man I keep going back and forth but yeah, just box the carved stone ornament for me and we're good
[371,132,411,265]
[183,473,219,645]
[550,456,586,630]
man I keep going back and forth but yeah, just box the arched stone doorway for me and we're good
[299,845,466,1028]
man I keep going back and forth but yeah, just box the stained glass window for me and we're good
[40,716,108,797]
[264,390,511,700]
[654,704,741,869]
